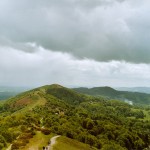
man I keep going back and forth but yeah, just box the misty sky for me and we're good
[0,0,150,87]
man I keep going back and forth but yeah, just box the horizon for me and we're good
[0,0,150,87]
[1,84,150,89]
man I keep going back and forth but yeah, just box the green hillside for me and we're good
[73,86,150,104]
[0,84,150,150]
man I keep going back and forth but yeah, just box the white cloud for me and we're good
[0,44,150,87]
[0,0,150,87]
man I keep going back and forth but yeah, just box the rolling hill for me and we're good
[0,86,31,100]
[0,84,150,150]
[73,86,150,104]
[115,87,150,94]
[1,84,88,113]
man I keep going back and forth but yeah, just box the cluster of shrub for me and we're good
[32,97,150,150]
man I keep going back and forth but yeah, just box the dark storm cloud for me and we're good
[0,0,150,63]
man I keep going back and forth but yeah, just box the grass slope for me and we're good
[53,136,95,150]
[1,84,92,114]
[1,87,48,114]
[20,131,54,150]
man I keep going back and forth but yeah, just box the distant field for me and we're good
[0,87,32,100]
[143,110,150,120]
[53,136,95,150]
[0,91,18,100]
[130,108,150,121]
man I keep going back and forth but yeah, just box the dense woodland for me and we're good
[73,86,150,104]
[0,84,150,150]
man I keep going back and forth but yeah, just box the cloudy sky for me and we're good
[0,0,150,87]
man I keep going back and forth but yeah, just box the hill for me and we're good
[73,86,118,97]
[0,84,150,150]
[115,87,150,94]
[73,86,150,104]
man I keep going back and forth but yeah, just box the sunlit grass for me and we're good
[143,110,150,120]
[53,136,95,150]
[21,131,54,150]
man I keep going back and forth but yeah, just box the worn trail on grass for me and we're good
[6,144,12,150]
[49,135,60,150]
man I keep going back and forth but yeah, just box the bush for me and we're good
[0,143,4,149]
[0,135,6,147]
[41,128,51,135]
[11,141,26,150]
[19,133,33,139]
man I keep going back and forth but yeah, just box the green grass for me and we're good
[130,108,150,120]
[143,110,150,120]
[53,136,96,150]
[0,99,7,104]
[20,131,54,150]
